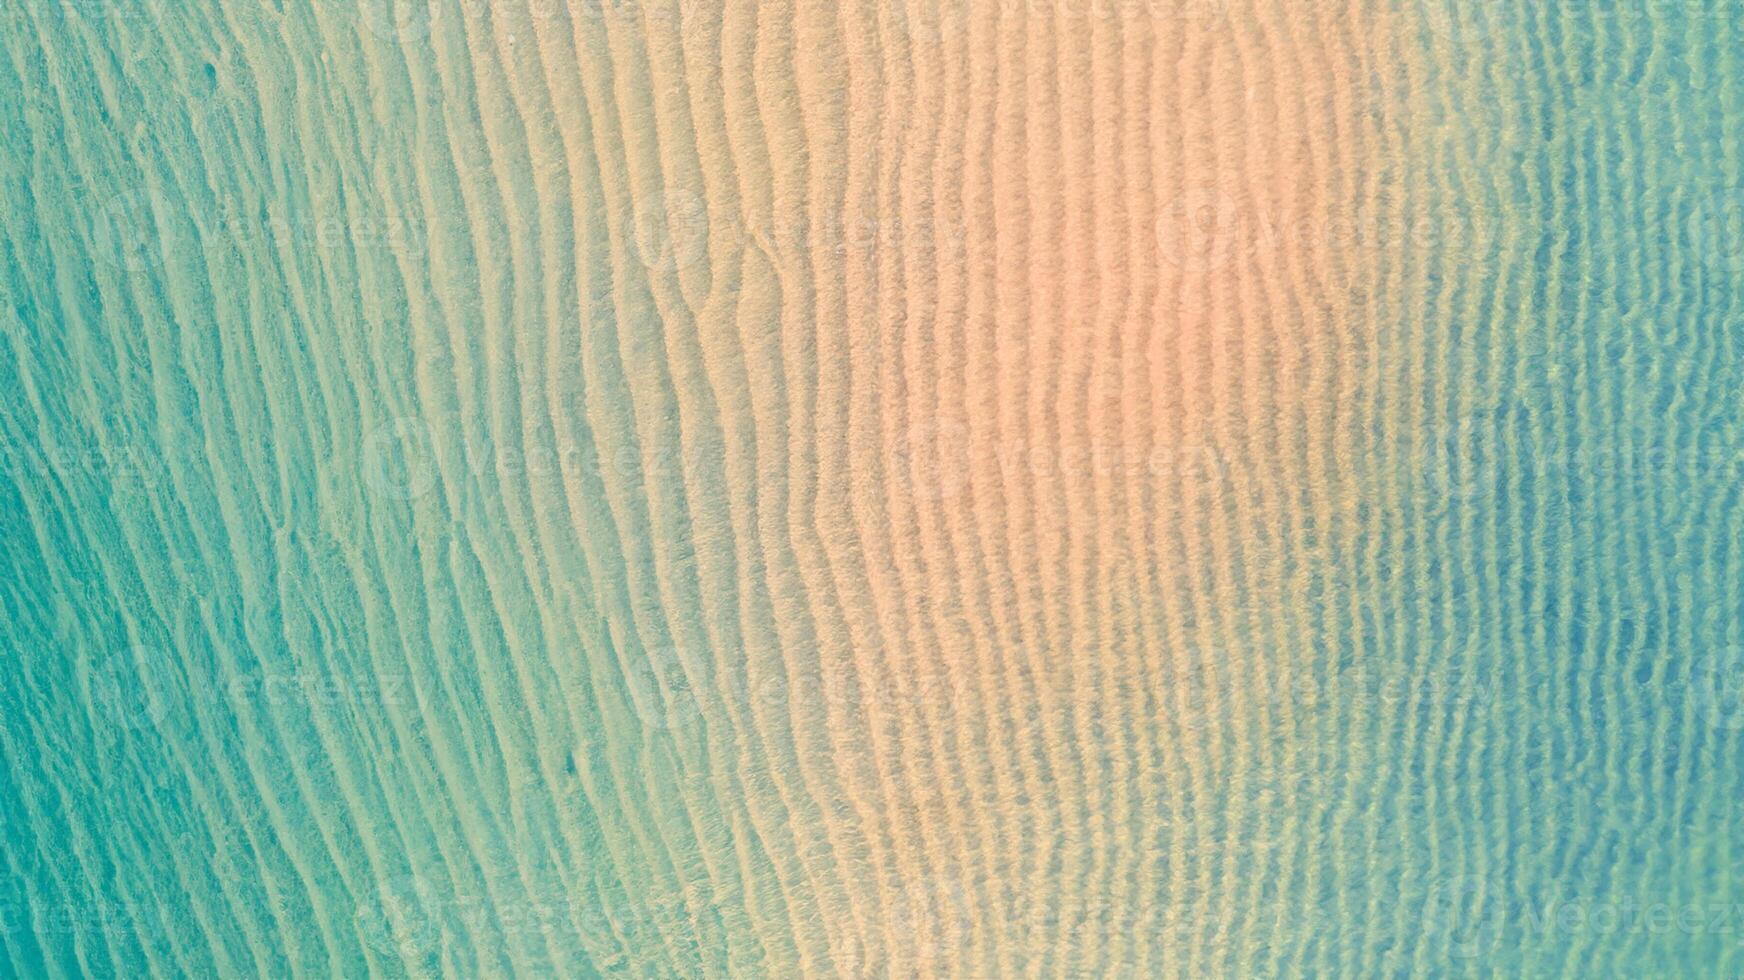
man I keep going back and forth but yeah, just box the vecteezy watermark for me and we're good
[1413,439,1744,508]
[354,0,708,44]
[1156,189,1461,277]
[357,877,675,969]
[54,0,166,22]
[356,0,487,41]
[818,665,961,720]
[622,643,705,733]
[886,0,1227,46]
[351,417,724,503]
[1522,895,1744,941]
[1421,874,1507,959]
[1687,186,1744,276]
[630,188,710,274]
[225,670,412,711]
[1256,660,1497,713]
[76,646,178,743]
[1419,879,1744,962]
[885,429,1230,504]
[358,875,445,962]
[197,194,429,258]
[1420,412,1504,506]
[888,419,974,503]
[1405,0,1717,51]
[1687,647,1744,731]
[360,416,442,500]
[0,896,184,944]
[1043,0,1228,21]
[1157,188,1245,273]
[0,437,191,495]
[92,189,168,275]
[1405,0,1498,49]
[80,182,429,274]
[886,874,976,970]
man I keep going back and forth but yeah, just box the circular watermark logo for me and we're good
[361,416,441,500]
[1688,188,1744,276]
[78,646,176,738]
[623,644,704,733]
[887,874,975,967]
[1157,188,1245,272]
[357,0,488,40]
[1688,648,1744,730]
[887,0,971,48]
[1408,0,1497,49]
[358,0,439,40]
[358,874,443,961]
[93,189,167,275]
[630,188,709,274]
[1421,873,1506,960]
[1422,415,1503,505]
[889,419,973,503]
[566,0,659,20]
[747,667,793,719]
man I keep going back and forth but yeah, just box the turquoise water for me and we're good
[1382,2,1744,973]
[1,0,1741,976]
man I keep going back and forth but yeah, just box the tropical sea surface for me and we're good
[0,0,1740,975]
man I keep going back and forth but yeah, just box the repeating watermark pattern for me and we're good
[1404,1,1720,49]
[343,423,1223,512]
[225,670,413,711]
[77,646,177,741]
[193,195,430,258]
[1413,439,1744,510]
[73,182,430,274]
[1158,189,1466,276]
[185,193,980,278]
[630,188,710,274]
[358,874,444,961]
[1420,879,1744,963]
[348,421,715,504]
[357,880,676,969]
[1688,647,1744,730]
[885,430,1230,504]
[66,179,1518,284]
[54,0,166,22]
[820,666,961,719]
[361,416,442,501]
[1422,414,1504,505]
[889,420,974,503]
[92,189,166,275]
[13,420,1738,515]
[885,874,976,968]
[1409,0,1492,48]
[357,0,486,41]
[1271,661,1496,713]
[0,896,184,944]
[747,213,968,267]
[622,643,705,733]
[886,0,972,47]
[1688,187,1744,276]
[175,828,254,889]
[1157,188,1245,272]
[1421,874,1507,959]
[1523,895,1744,942]
[0,437,190,496]
[887,0,1226,46]
[68,635,425,742]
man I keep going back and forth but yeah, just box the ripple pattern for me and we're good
[1,0,1741,977]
